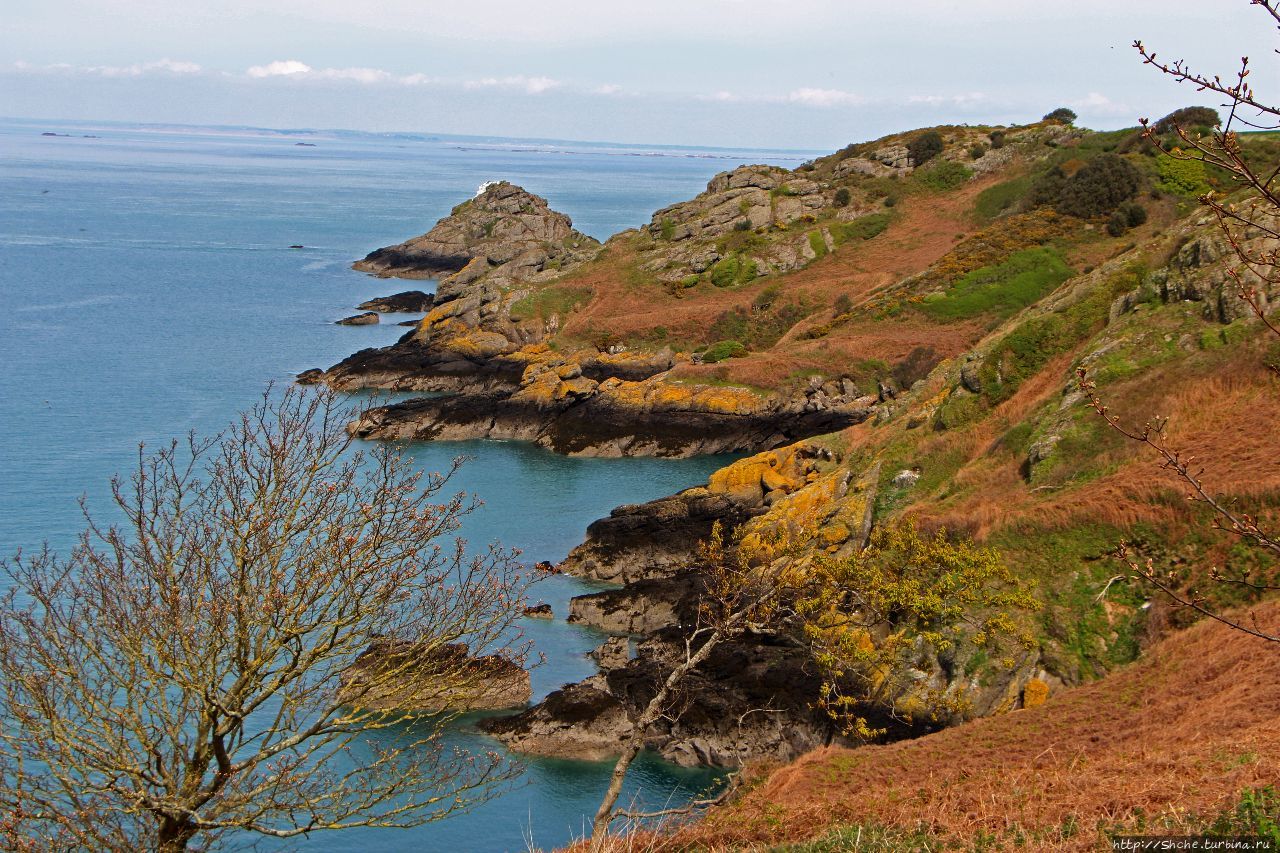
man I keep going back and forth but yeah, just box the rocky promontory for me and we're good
[339,640,531,712]
[353,181,600,281]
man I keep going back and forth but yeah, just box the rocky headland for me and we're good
[312,116,1280,774]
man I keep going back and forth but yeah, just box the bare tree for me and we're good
[0,386,530,851]
[1079,0,1280,641]
[587,523,787,852]
[586,518,1034,851]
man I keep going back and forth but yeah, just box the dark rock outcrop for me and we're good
[358,290,434,313]
[336,312,380,326]
[339,640,531,712]
[481,631,838,768]
[347,382,871,458]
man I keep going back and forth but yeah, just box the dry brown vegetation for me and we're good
[591,598,1280,852]
[557,177,1008,392]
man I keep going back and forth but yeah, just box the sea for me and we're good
[0,117,816,852]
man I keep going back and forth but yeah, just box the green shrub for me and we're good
[919,246,1073,322]
[833,187,851,207]
[752,284,781,311]
[989,130,1006,149]
[1043,107,1077,124]
[1156,153,1211,196]
[709,254,758,287]
[883,195,898,207]
[907,131,944,166]
[833,293,853,315]
[1032,153,1143,218]
[709,255,739,287]
[831,213,892,244]
[709,299,811,350]
[917,160,973,191]
[733,218,752,231]
[659,218,675,241]
[1120,201,1147,227]
[1153,105,1221,134]
[935,391,982,430]
[702,340,747,363]
[969,143,987,160]
[1106,210,1128,237]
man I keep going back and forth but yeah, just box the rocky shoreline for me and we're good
[311,167,1053,770]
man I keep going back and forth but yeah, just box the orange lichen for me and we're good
[1022,677,1050,709]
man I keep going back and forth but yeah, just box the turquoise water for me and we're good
[0,118,806,851]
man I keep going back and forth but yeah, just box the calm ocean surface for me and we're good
[0,118,813,851]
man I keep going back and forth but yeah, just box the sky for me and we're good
[1,0,1275,149]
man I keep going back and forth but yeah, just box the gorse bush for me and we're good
[1155,152,1211,196]
[833,187,851,207]
[1152,105,1221,134]
[907,131,944,167]
[702,339,747,362]
[917,160,973,192]
[1030,153,1143,218]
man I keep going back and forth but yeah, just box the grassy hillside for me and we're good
[528,116,1280,849]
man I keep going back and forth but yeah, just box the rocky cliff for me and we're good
[353,181,600,281]
[315,117,1280,770]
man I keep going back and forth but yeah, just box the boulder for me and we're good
[591,637,632,669]
[337,312,380,326]
[357,290,434,313]
[523,603,554,619]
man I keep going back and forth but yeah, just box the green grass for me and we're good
[974,175,1033,222]
[507,284,593,322]
[831,213,892,244]
[974,263,1144,405]
[808,230,828,259]
[919,246,1072,322]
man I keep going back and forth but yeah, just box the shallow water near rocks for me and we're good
[0,119,810,851]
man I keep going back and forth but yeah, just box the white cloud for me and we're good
[1070,91,1132,117]
[246,60,313,78]
[592,84,624,96]
[907,91,988,107]
[12,58,202,77]
[464,75,561,94]
[787,88,863,108]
